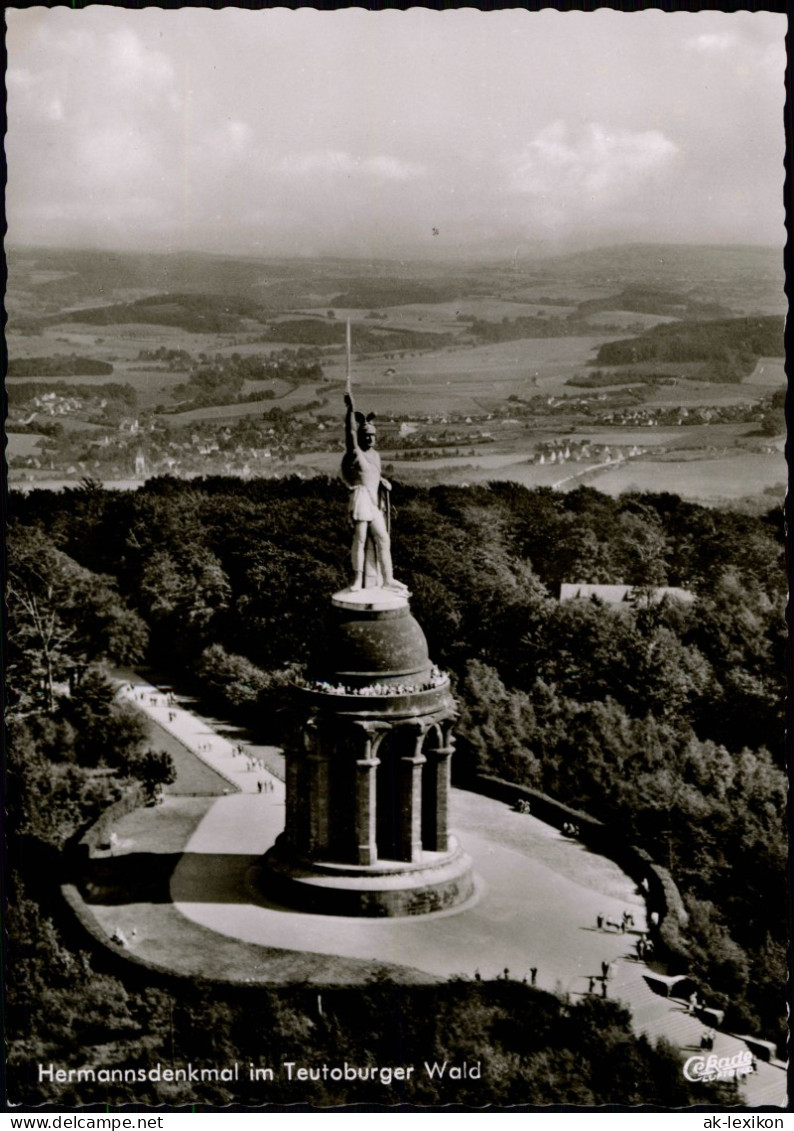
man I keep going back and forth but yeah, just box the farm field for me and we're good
[316,299,578,325]
[573,428,687,447]
[409,460,566,489]
[241,378,297,398]
[12,475,150,492]
[162,400,302,424]
[576,451,787,501]
[387,451,540,472]
[39,416,106,434]
[323,335,610,392]
[579,310,678,329]
[11,320,327,366]
[9,323,226,356]
[644,382,764,409]
[6,369,185,410]
[389,448,786,504]
[574,423,766,450]
[5,433,49,459]
[316,386,489,417]
[744,358,787,387]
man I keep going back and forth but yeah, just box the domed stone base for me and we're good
[261,837,476,918]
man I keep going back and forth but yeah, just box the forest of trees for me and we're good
[257,318,454,354]
[593,316,784,381]
[574,288,731,320]
[8,356,116,378]
[5,474,786,1105]
[10,380,137,407]
[59,293,264,334]
[169,350,323,411]
[469,313,596,343]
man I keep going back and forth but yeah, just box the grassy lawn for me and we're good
[144,716,238,796]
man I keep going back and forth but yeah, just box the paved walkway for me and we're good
[100,673,786,1108]
[116,677,283,795]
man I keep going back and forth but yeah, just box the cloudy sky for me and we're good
[5,7,786,260]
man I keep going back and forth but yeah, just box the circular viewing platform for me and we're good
[331,586,411,612]
[293,677,454,719]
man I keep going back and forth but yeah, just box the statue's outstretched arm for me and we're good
[344,393,358,455]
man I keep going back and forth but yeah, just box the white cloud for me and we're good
[684,28,785,76]
[507,122,678,209]
[686,32,738,55]
[277,149,424,181]
[6,67,34,90]
[363,155,425,182]
[74,126,154,184]
[105,29,177,95]
[227,120,253,151]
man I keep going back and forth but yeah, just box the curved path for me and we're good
[87,674,786,1107]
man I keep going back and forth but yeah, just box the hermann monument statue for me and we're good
[262,389,474,917]
[341,392,408,594]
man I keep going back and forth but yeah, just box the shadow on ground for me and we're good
[78,852,299,912]
[78,851,269,905]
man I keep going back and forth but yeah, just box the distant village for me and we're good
[6,358,781,485]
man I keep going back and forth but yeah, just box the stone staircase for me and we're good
[610,957,787,1107]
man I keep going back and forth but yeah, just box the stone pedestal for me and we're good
[262,588,475,917]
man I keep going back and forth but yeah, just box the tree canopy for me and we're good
[7,474,787,1056]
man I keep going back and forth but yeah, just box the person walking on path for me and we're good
[597,914,604,930]
[530,967,537,986]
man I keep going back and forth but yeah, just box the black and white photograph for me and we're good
[3,4,789,1114]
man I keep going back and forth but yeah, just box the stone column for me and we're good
[425,726,454,852]
[353,723,384,866]
[306,720,330,856]
[398,724,427,863]
[285,716,319,853]
[283,743,303,851]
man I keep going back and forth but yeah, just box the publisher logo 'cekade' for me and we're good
[683,1050,753,1083]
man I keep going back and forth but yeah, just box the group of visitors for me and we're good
[596,909,636,934]
[635,935,654,959]
[484,966,538,986]
[586,970,611,998]
[298,666,447,698]
[700,1027,717,1050]
[120,684,176,710]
